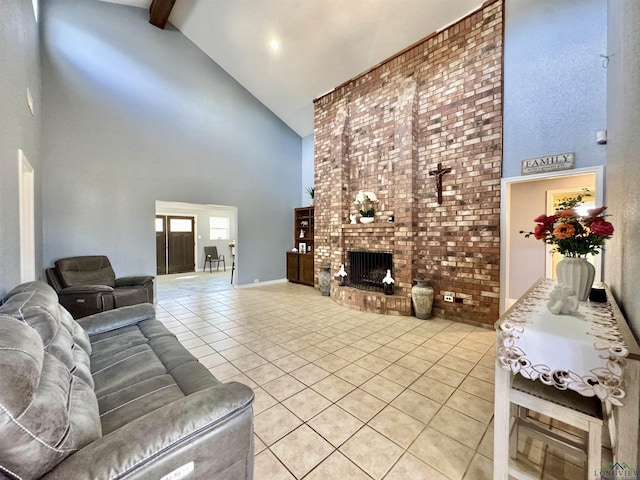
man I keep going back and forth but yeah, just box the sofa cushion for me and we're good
[98,359,222,436]
[89,324,150,359]
[2,283,71,347]
[0,316,43,415]
[88,319,174,360]
[0,282,102,479]
[92,344,169,398]
[0,317,101,479]
[1,285,94,386]
[98,375,187,435]
[90,333,207,396]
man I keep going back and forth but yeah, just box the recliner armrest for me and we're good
[57,285,115,295]
[115,276,154,287]
[42,383,254,480]
[77,303,156,335]
[56,285,116,319]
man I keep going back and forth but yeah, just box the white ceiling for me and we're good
[100,0,485,137]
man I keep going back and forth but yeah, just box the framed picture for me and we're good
[299,243,307,254]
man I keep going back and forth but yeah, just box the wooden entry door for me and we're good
[155,216,167,275]
[167,216,195,274]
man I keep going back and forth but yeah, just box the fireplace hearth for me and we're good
[347,251,392,292]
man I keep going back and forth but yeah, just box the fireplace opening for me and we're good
[347,251,393,292]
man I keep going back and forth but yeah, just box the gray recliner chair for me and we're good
[46,255,154,319]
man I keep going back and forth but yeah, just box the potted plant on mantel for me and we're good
[520,191,614,301]
[354,191,379,224]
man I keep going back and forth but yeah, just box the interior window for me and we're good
[209,216,230,240]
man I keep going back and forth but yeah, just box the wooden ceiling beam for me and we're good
[149,0,176,29]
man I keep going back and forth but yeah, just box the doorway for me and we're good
[19,150,35,283]
[155,216,167,275]
[155,215,196,274]
[545,187,596,280]
[500,167,604,313]
[155,201,238,284]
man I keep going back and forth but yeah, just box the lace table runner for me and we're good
[496,279,629,406]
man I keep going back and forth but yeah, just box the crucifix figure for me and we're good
[429,162,452,204]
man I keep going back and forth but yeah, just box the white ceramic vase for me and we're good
[360,216,374,224]
[556,256,595,301]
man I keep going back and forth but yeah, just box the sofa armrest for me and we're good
[115,276,154,287]
[42,383,254,480]
[77,303,156,335]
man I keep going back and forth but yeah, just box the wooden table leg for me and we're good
[494,359,511,480]
[616,358,639,467]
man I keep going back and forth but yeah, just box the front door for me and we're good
[167,216,195,274]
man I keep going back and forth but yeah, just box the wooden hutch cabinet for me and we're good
[286,207,314,286]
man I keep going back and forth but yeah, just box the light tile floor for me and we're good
[156,273,585,480]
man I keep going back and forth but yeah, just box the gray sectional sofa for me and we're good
[0,281,254,480]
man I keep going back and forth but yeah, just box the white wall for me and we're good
[502,0,607,307]
[40,0,302,285]
[606,0,640,340]
[503,0,607,178]
[301,133,314,206]
[0,0,42,296]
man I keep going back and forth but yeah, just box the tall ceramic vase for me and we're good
[556,256,595,301]
[319,266,331,296]
[411,279,434,320]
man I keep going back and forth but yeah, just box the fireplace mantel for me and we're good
[341,224,395,232]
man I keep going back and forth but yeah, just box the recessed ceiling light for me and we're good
[269,39,280,51]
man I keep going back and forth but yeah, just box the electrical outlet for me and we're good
[253,279,259,283]
[444,295,454,302]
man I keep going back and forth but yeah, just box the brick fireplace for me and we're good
[313,1,503,326]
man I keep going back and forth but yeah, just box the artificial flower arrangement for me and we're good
[354,191,379,217]
[520,192,614,257]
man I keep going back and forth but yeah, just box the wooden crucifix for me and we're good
[429,162,452,204]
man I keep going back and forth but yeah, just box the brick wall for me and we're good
[314,1,503,326]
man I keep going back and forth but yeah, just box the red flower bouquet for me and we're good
[521,193,614,257]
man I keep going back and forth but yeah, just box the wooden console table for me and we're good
[493,279,640,478]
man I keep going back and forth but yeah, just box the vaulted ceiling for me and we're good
[100,0,486,137]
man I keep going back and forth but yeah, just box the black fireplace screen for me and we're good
[347,251,393,292]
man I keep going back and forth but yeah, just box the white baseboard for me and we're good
[507,298,518,309]
[237,278,288,289]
